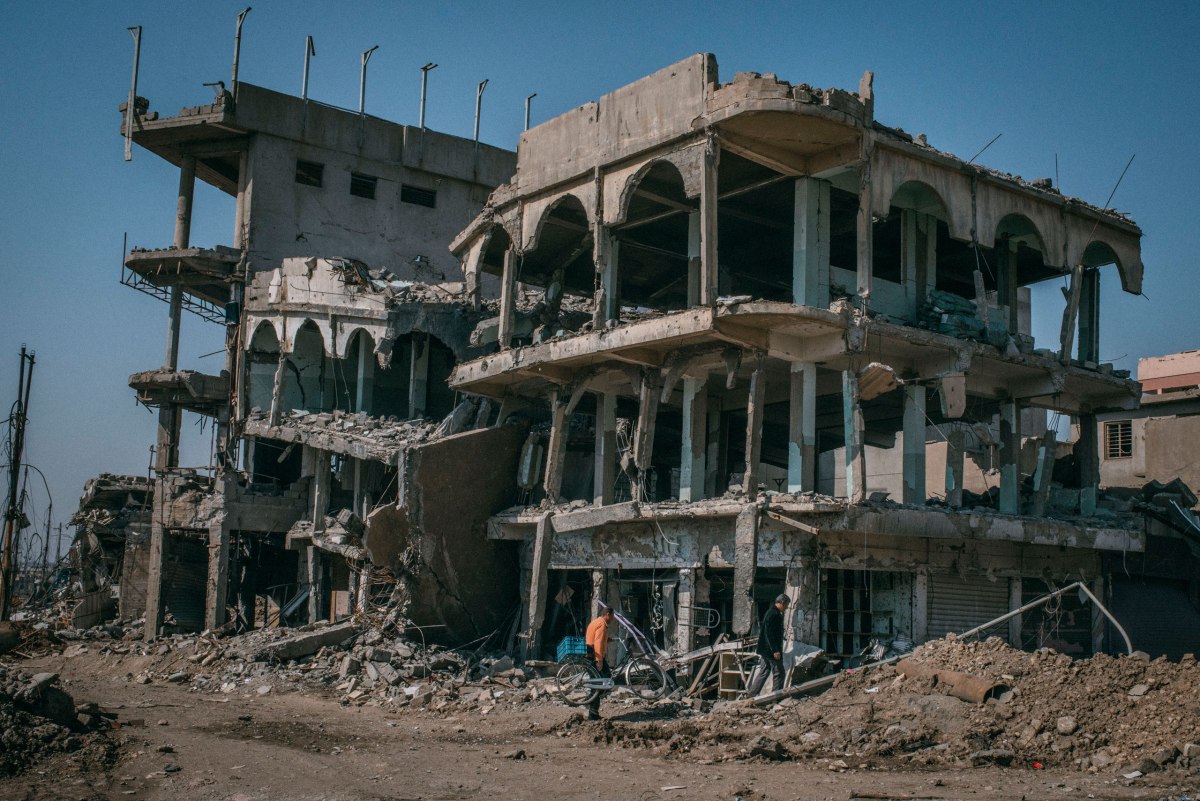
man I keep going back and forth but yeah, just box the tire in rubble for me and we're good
[624,656,669,701]
[554,656,601,706]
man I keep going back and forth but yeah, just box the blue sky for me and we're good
[2,1,1197,554]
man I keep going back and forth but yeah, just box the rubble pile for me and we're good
[0,667,115,777]
[587,637,1200,774]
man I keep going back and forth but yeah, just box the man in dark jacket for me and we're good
[745,594,789,697]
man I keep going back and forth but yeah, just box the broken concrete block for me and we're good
[364,662,380,681]
[339,656,361,679]
[374,662,401,686]
[1056,716,1078,736]
[363,647,393,664]
[244,622,358,662]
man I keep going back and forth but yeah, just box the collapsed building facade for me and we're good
[73,51,1199,666]
[116,77,524,641]
[447,54,1198,665]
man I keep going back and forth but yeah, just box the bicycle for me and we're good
[553,609,672,706]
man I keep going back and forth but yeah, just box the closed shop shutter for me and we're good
[1109,577,1200,660]
[927,574,1010,642]
[162,534,208,632]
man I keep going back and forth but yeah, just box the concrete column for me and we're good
[543,393,568,503]
[160,153,196,470]
[693,570,711,647]
[787,361,816,493]
[591,569,608,616]
[913,572,929,643]
[1077,414,1100,515]
[523,512,555,660]
[143,507,166,641]
[408,334,429,418]
[1008,577,1023,645]
[687,211,701,307]
[742,358,767,496]
[498,247,517,349]
[174,155,197,251]
[205,518,231,631]
[704,399,722,498]
[593,392,617,506]
[233,149,249,249]
[793,177,829,307]
[632,371,661,502]
[856,156,873,304]
[305,546,322,624]
[355,337,374,413]
[679,377,707,502]
[945,426,965,508]
[731,504,759,637]
[675,567,695,657]
[312,450,331,534]
[699,137,719,305]
[785,560,819,646]
[1090,575,1105,655]
[268,347,287,426]
[842,370,866,503]
[999,399,1021,514]
[902,384,927,505]
[1079,268,1100,364]
[601,231,620,322]
[998,237,1019,334]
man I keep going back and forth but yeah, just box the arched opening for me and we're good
[341,329,376,413]
[283,321,328,413]
[614,161,693,310]
[522,195,594,297]
[716,151,794,302]
[869,181,952,321]
[368,331,458,421]
[246,323,279,414]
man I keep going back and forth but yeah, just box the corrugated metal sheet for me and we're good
[162,534,207,632]
[928,574,1010,641]
[1110,577,1200,660]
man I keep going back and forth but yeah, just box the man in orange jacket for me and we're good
[584,603,615,720]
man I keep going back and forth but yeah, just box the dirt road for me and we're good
[2,650,1195,801]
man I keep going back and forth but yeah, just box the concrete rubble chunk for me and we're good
[243,621,358,662]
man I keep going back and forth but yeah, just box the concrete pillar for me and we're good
[699,137,719,305]
[355,336,374,413]
[856,158,873,304]
[632,371,661,502]
[842,370,866,503]
[498,247,517,349]
[704,399,722,498]
[233,149,249,249]
[408,334,429,418]
[687,211,701,307]
[902,385,927,505]
[601,231,620,322]
[945,426,965,508]
[675,567,695,657]
[174,155,197,251]
[1077,414,1100,515]
[1008,577,1023,645]
[591,569,607,616]
[205,518,231,631]
[742,358,767,496]
[312,450,331,534]
[998,236,1019,334]
[268,346,287,426]
[1079,268,1100,364]
[793,177,829,307]
[1031,429,1058,516]
[305,546,322,624]
[999,399,1021,514]
[143,507,166,641]
[693,570,711,647]
[523,512,555,660]
[913,572,929,643]
[785,560,820,646]
[543,393,568,503]
[1090,575,1105,655]
[593,392,617,506]
[787,361,816,493]
[731,504,759,637]
[679,378,707,502]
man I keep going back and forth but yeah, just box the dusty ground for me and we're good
[2,650,1197,801]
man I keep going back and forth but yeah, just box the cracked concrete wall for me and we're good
[244,124,513,278]
[405,423,528,642]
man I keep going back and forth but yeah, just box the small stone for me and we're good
[256,685,271,695]
[1128,683,1150,697]
[1056,716,1078,735]
[503,749,527,760]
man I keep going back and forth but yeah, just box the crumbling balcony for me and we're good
[128,368,228,416]
[122,246,242,319]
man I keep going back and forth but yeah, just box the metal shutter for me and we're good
[928,574,1010,641]
[1109,577,1200,660]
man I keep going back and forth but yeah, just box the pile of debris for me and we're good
[591,636,1200,774]
[0,667,116,777]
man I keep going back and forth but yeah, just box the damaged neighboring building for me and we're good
[110,71,525,641]
[68,474,152,628]
[446,54,1199,665]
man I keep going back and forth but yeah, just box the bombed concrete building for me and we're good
[445,54,1200,665]
[116,72,525,642]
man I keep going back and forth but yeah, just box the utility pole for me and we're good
[40,498,52,584]
[1,346,35,620]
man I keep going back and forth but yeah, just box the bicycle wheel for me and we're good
[624,656,669,701]
[554,657,601,706]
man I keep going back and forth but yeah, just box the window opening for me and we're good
[295,160,324,187]
[1104,420,1132,459]
[350,172,378,199]
[401,184,437,208]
